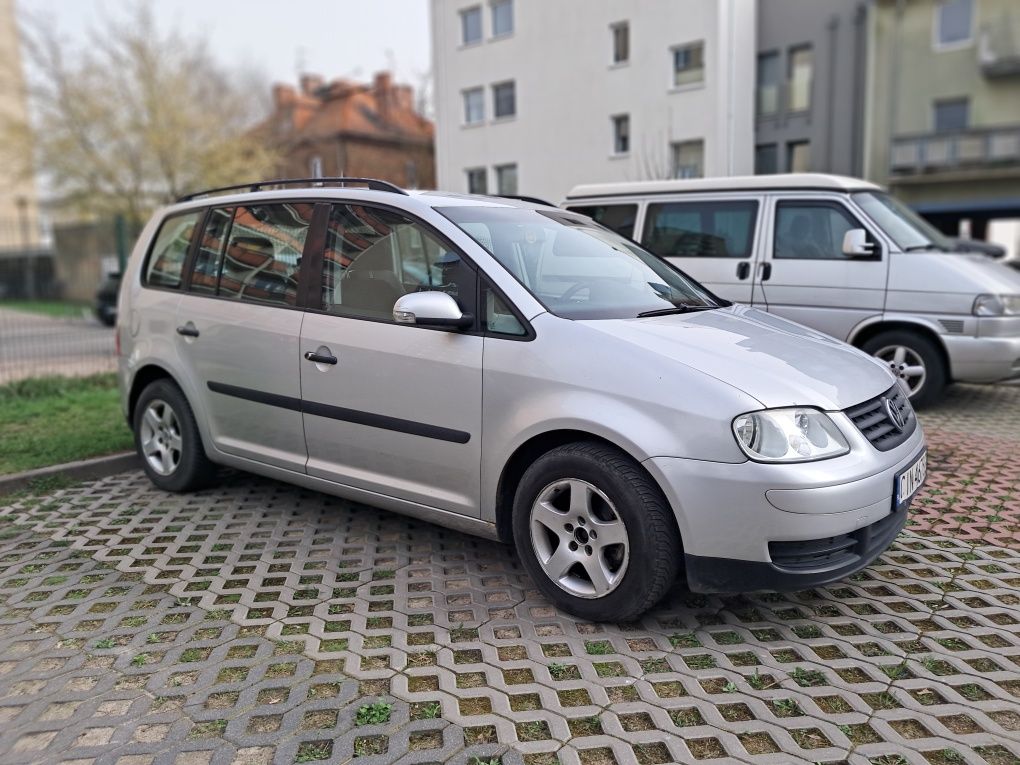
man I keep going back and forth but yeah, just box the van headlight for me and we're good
[973,294,1020,316]
[732,408,850,462]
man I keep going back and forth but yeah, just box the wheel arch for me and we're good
[848,319,951,382]
[493,429,679,545]
[127,364,185,424]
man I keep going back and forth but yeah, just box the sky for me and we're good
[18,0,432,90]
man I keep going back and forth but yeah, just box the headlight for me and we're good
[973,294,1020,316]
[732,408,850,463]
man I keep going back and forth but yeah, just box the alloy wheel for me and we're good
[140,399,183,476]
[875,344,927,398]
[529,478,630,599]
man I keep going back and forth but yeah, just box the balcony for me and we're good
[979,11,1020,78]
[890,126,1020,176]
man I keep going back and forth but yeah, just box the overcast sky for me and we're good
[18,0,432,89]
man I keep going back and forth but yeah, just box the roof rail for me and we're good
[175,177,408,203]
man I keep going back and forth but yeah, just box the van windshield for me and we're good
[852,192,953,252]
[437,206,721,320]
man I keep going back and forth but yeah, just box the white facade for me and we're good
[431,0,757,203]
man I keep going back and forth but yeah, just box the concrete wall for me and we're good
[755,0,869,176]
[431,0,756,202]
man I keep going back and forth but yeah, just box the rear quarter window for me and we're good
[643,200,758,258]
[144,211,201,289]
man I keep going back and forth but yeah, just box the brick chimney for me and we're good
[299,73,324,96]
[374,71,393,122]
[272,83,296,109]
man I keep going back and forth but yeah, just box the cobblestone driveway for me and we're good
[1,385,1018,765]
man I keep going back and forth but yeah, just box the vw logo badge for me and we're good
[883,397,906,432]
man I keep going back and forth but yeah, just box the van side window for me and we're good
[643,201,758,258]
[567,204,637,239]
[774,201,869,260]
[218,203,314,306]
[189,207,233,295]
[144,211,201,289]
[321,204,476,323]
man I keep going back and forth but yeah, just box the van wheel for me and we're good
[861,330,946,408]
[133,380,216,492]
[512,441,681,621]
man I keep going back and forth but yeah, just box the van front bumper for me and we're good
[945,317,1020,383]
[644,421,925,593]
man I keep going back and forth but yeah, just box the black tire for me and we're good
[861,329,946,409]
[133,379,216,492]
[512,441,681,621]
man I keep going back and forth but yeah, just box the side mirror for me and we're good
[393,291,473,329]
[842,228,876,258]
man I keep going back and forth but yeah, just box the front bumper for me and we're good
[944,317,1020,383]
[643,416,925,593]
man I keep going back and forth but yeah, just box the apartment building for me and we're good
[866,0,1020,241]
[755,0,869,176]
[430,0,757,202]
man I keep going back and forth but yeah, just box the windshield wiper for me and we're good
[904,243,941,252]
[636,305,716,318]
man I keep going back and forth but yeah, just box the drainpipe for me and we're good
[827,14,839,172]
[887,0,905,181]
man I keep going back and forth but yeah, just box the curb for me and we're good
[0,451,141,497]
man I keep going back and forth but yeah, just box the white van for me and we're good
[564,174,1020,406]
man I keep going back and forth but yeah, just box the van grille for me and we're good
[844,385,916,452]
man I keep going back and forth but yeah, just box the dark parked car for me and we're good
[94,272,121,326]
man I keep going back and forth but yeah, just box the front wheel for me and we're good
[512,442,681,622]
[861,330,946,408]
[133,379,216,492]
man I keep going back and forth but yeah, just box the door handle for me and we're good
[304,350,338,365]
[176,323,199,338]
[736,262,751,280]
[760,263,773,281]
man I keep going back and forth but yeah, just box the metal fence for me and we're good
[0,216,124,384]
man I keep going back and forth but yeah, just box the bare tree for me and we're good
[0,3,279,226]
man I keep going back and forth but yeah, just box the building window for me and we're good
[755,144,779,174]
[466,167,487,194]
[463,87,484,124]
[495,163,518,195]
[787,140,811,172]
[935,0,973,47]
[492,81,516,119]
[491,0,513,38]
[671,41,705,87]
[612,115,630,155]
[611,22,629,64]
[756,52,780,117]
[934,97,969,133]
[461,6,482,45]
[788,45,813,112]
[670,140,704,179]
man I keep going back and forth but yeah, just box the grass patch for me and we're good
[0,299,90,319]
[0,374,131,474]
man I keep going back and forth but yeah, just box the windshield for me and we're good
[852,191,953,252]
[437,206,721,319]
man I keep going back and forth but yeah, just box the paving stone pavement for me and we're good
[0,384,1018,765]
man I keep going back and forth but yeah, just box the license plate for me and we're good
[896,451,927,508]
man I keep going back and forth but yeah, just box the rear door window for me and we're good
[566,204,638,239]
[218,203,314,306]
[188,207,233,294]
[144,211,201,289]
[642,200,758,258]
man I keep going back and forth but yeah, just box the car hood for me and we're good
[581,305,894,411]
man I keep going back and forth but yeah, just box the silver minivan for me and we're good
[564,174,1020,407]
[119,178,925,621]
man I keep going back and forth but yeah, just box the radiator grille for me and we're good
[844,385,916,452]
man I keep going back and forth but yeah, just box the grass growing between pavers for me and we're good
[0,374,131,474]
